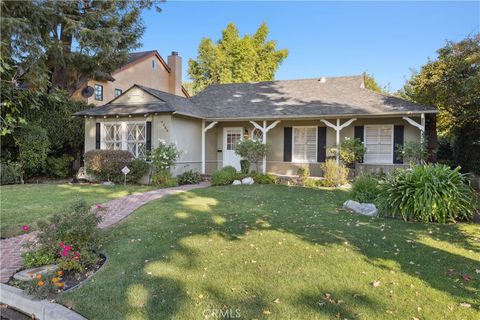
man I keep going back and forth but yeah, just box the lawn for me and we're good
[60,185,480,319]
[0,184,155,237]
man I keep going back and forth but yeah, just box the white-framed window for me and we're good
[101,122,146,158]
[293,127,317,163]
[94,84,103,101]
[364,125,393,164]
[251,128,263,142]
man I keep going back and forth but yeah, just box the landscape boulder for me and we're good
[241,177,254,185]
[232,180,242,186]
[343,200,378,217]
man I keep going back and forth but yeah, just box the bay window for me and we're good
[101,122,146,158]
[293,127,317,162]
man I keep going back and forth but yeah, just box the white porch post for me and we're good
[249,120,281,174]
[402,113,425,143]
[201,120,218,174]
[320,118,357,163]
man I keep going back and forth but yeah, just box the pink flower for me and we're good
[61,250,69,257]
[74,251,81,257]
[96,205,102,209]
[64,245,72,251]
[59,242,65,247]
[22,225,29,232]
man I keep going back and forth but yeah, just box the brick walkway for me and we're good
[0,182,209,283]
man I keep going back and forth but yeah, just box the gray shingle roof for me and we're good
[75,75,437,118]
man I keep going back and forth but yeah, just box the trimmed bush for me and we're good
[377,164,475,223]
[235,139,267,172]
[84,150,133,182]
[211,166,239,186]
[251,172,278,184]
[0,161,22,184]
[151,171,178,187]
[177,170,202,185]
[17,124,50,177]
[351,175,380,203]
[124,159,150,184]
[321,159,349,187]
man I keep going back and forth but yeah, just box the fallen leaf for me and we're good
[459,303,471,308]
[475,269,480,274]
[273,298,280,304]
[262,310,271,315]
[461,275,473,282]
[372,280,381,287]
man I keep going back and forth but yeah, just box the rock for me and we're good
[241,177,254,185]
[232,180,242,185]
[14,264,58,281]
[343,200,378,217]
[102,181,114,186]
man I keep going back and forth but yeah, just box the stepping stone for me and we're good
[13,264,58,281]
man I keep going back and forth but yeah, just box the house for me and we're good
[74,75,438,176]
[72,50,189,106]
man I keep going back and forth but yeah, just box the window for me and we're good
[101,122,146,158]
[152,60,157,70]
[226,131,241,150]
[293,127,317,162]
[94,84,103,101]
[250,128,263,142]
[364,125,393,164]
[114,88,122,97]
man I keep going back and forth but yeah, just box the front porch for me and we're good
[201,114,428,176]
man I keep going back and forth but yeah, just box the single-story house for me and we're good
[74,75,438,176]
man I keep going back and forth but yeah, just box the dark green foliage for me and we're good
[240,159,250,174]
[177,170,202,185]
[211,166,239,186]
[378,164,475,223]
[395,140,428,165]
[33,199,102,269]
[251,172,278,184]
[452,123,480,174]
[46,155,74,178]
[351,175,380,203]
[235,139,267,172]
[0,161,22,185]
[84,150,133,182]
[17,124,50,177]
[339,138,366,167]
[124,159,150,184]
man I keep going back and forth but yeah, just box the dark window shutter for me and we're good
[95,123,101,149]
[146,121,152,152]
[317,127,327,162]
[354,126,364,163]
[393,125,404,164]
[283,127,292,162]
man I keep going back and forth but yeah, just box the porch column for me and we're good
[320,118,357,163]
[402,113,425,143]
[249,120,281,173]
[201,120,218,174]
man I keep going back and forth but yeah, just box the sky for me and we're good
[140,1,480,91]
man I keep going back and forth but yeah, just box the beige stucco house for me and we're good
[72,50,189,106]
[75,75,438,176]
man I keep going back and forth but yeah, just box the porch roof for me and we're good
[75,75,438,119]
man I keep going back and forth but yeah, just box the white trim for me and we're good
[320,118,357,163]
[201,121,218,174]
[292,126,318,163]
[100,121,146,158]
[363,124,394,164]
[249,120,281,173]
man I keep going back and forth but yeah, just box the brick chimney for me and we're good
[168,51,182,96]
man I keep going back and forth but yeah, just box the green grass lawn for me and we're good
[60,185,480,320]
[0,184,155,237]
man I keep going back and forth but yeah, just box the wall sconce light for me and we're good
[243,128,249,139]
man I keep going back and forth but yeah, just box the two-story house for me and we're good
[73,50,189,105]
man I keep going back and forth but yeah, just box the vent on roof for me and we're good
[319,77,326,83]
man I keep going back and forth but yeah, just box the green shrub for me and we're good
[33,199,103,269]
[240,159,250,174]
[351,175,380,203]
[377,164,475,223]
[150,141,181,172]
[46,154,74,178]
[22,247,56,269]
[321,159,349,187]
[0,161,22,184]
[151,171,178,187]
[177,170,202,185]
[17,124,50,177]
[84,150,133,182]
[235,139,267,172]
[297,167,310,179]
[124,159,149,184]
[339,138,366,167]
[395,140,428,164]
[251,172,278,184]
[303,177,324,188]
[211,166,239,186]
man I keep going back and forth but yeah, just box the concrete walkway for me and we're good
[0,182,209,283]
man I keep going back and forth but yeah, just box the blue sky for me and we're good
[141,1,479,91]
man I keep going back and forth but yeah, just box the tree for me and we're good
[188,23,288,92]
[235,139,267,172]
[364,73,383,93]
[400,34,480,173]
[1,0,161,94]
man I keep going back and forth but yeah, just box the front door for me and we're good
[223,127,243,171]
